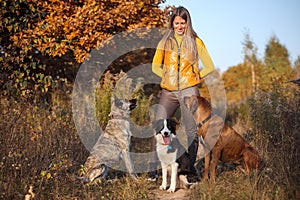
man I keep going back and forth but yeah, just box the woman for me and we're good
[149,6,214,180]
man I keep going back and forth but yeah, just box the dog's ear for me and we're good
[191,97,199,113]
[129,99,137,104]
[166,119,177,134]
[129,99,137,111]
[184,96,198,114]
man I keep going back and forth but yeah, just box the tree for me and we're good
[293,55,300,78]
[222,63,252,105]
[0,0,168,99]
[242,32,260,93]
[12,0,167,62]
[263,35,292,82]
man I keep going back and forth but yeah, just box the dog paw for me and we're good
[167,187,175,193]
[159,185,167,191]
[130,173,139,180]
[76,176,90,183]
[189,182,199,189]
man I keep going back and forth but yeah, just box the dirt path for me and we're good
[147,181,192,200]
[151,188,191,200]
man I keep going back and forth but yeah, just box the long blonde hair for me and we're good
[160,6,198,63]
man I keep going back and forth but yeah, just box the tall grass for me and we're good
[191,83,300,199]
[0,72,157,199]
[1,72,299,199]
[249,84,300,199]
[0,91,87,199]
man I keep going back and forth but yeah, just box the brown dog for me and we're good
[184,95,262,181]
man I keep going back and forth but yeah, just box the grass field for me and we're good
[1,76,299,199]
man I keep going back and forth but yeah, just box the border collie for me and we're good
[154,119,196,192]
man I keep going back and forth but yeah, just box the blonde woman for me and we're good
[149,6,214,181]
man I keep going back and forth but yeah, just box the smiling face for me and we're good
[173,16,186,35]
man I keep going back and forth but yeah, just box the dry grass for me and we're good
[0,76,299,199]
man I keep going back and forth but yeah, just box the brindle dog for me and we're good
[79,96,138,182]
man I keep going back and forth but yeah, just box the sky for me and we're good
[161,0,300,72]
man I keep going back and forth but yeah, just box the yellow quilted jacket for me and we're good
[152,34,214,91]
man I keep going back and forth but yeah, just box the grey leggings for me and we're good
[155,86,200,139]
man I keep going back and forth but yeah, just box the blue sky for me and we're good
[162,0,300,72]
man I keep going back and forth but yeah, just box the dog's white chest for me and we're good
[157,146,177,164]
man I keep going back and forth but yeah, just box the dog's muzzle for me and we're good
[129,99,137,111]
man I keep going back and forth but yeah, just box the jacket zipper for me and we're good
[175,38,181,91]
[177,47,180,90]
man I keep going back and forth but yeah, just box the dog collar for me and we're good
[197,114,212,127]
[159,140,172,149]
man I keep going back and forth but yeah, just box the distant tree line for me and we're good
[223,33,300,105]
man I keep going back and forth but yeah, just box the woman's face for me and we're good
[173,16,186,35]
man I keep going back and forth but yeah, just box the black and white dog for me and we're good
[154,119,195,192]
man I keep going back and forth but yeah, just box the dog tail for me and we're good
[244,145,262,171]
[76,175,90,183]
[178,175,198,189]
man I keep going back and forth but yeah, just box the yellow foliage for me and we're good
[12,0,167,63]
